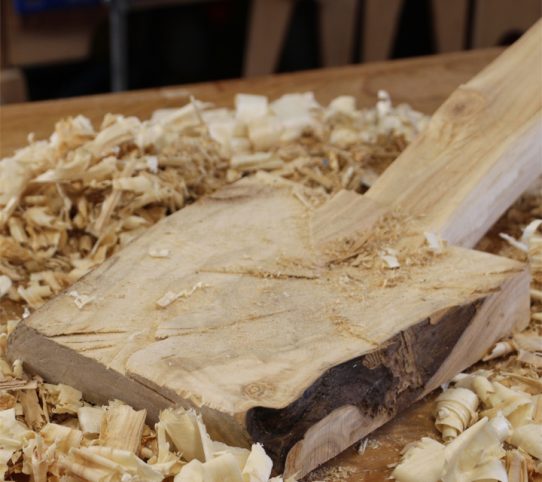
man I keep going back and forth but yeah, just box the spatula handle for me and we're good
[367,19,542,248]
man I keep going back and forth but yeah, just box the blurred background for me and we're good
[1,0,540,104]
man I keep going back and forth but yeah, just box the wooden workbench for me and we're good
[0,49,503,481]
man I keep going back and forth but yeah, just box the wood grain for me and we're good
[9,21,542,471]
[367,19,542,248]
[7,178,531,477]
[2,48,528,480]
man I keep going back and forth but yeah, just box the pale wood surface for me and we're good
[8,25,542,477]
[2,48,518,480]
[367,20,542,248]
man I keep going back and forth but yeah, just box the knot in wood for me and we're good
[242,381,275,401]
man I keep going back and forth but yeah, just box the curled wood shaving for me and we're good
[400,207,542,482]
[42,383,82,415]
[155,282,207,308]
[59,445,163,482]
[9,89,539,481]
[68,290,95,309]
[506,449,531,482]
[391,438,445,482]
[393,415,510,482]
[434,387,479,441]
[0,276,11,299]
[0,91,424,315]
[483,340,515,361]
[0,408,34,479]
[509,424,542,460]
[99,403,146,454]
[77,406,104,435]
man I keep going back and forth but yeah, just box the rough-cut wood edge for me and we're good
[9,266,530,478]
[278,266,530,478]
[7,324,173,420]
[7,323,253,449]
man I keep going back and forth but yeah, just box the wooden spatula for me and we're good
[9,19,542,478]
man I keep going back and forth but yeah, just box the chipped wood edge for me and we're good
[281,266,530,479]
[7,322,254,450]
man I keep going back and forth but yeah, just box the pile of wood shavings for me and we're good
[0,353,291,482]
[0,91,426,311]
[393,184,542,482]
[1,87,539,481]
[0,92,427,481]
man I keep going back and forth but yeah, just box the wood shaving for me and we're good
[380,252,401,269]
[68,290,95,309]
[5,90,538,481]
[155,282,207,308]
[148,247,170,258]
[506,449,530,482]
[393,185,542,482]
[0,91,422,315]
[483,340,515,361]
[424,231,445,253]
[0,276,11,299]
[99,403,146,453]
[434,387,479,441]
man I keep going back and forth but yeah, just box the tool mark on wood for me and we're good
[330,314,380,346]
[155,308,294,340]
[75,344,118,352]
[199,266,319,280]
[50,329,129,338]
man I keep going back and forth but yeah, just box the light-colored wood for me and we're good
[243,0,295,77]
[367,19,542,247]
[0,49,514,480]
[432,0,468,52]
[362,0,403,61]
[319,0,358,66]
[473,0,541,48]
[7,179,531,477]
[8,24,542,478]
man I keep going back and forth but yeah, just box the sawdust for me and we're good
[0,92,425,481]
[392,184,542,482]
[303,463,358,482]
[323,210,447,292]
[0,93,423,313]
[1,89,540,481]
